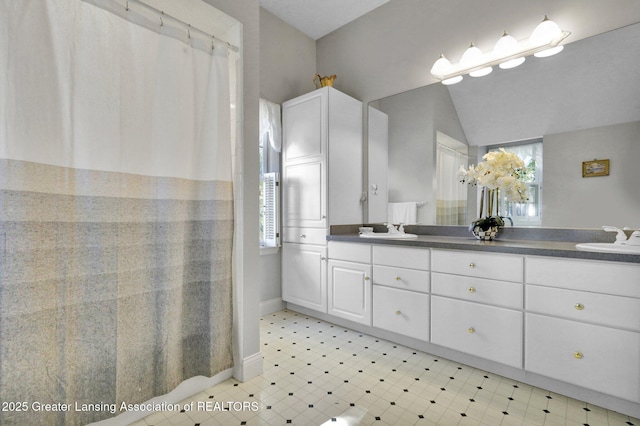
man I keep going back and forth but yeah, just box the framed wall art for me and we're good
[582,159,609,177]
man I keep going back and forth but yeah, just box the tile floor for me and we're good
[136,310,639,426]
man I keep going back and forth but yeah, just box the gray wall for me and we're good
[543,121,640,228]
[316,0,640,103]
[205,0,262,374]
[379,83,468,224]
[259,8,316,309]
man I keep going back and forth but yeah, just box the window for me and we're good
[487,139,542,226]
[259,98,281,248]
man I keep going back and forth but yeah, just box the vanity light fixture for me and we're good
[430,15,570,85]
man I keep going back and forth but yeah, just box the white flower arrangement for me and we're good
[459,148,530,233]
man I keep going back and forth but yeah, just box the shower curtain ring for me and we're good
[160,11,164,27]
[125,0,129,11]
[188,24,191,40]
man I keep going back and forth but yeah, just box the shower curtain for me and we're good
[436,144,468,225]
[0,1,234,424]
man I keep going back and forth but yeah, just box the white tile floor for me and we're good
[135,310,639,426]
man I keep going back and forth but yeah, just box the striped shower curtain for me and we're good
[0,1,234,424]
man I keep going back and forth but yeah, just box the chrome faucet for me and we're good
[623,227,640,246]
[385,223,403,234]
[603,226,640,246]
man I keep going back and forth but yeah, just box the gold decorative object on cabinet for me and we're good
[575,303,584,310]
[469,263,475,268]
[313,74,337,88]
[574,351,584,359]
[468,327,475,333]
[469,287,476,293]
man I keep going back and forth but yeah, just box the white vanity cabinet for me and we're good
[281,87,363,313]
[430,250,524,368]
[525,256,640,402]
[282,243,327,312]
[372,246,430,341]
[327,242,372,325]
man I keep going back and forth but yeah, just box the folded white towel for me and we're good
[388,202,418,224]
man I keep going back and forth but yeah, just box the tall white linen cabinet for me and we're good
[281,87,363,312]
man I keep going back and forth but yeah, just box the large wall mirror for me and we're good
[368,23,640,229]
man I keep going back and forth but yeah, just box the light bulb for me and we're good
[494,31,525,69]
[531,15,562,45]
[430,54,452,76]
[461,43,492,77]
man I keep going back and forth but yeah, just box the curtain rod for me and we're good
[122,0,239,52]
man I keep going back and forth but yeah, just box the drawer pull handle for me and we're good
[574,352,583,360]
[468,327,475,334]
[468,287,476,293]
[575,303,584,310]
[395,310,402,316]
[299,234,306,238]
[395,276,401,281]
[469,263,475,269]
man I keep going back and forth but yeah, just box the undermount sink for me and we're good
[575,243,640,254]
[359,233,418,240]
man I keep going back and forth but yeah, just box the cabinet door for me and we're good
[431,296,523,368]
[328,260,372,325]
[283,91,326,163]
[526,313,640,402]
[283,160,326,228]
[282,243,327,313]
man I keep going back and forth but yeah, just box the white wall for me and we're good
[543,121,640,228]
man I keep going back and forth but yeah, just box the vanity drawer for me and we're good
[431,296,523,368]
[526,285,640,331]
[373,285,429,341]
[373,246,430,270]
[526,313,640,402]
[432,272,523,309]
[431,250,523,282]
[525,256,640,298]
[328,241,371,263]
[283,227,327,245]
[373,265,430,293]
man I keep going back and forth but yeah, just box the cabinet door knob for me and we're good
[574,352,583,360]
[469,263,475,269]
[364,276,370,281]
[575,303,584,310]
[395,310,402,316]
[299,234,306,238]
[468,327,475,334]
[321,257,326,261]
[395,276,401,281]
[468,287,476,293]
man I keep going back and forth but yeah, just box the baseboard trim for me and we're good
[260,297,286,316]
[233,351,264,382]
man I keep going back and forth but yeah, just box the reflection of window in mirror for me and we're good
[436,131,469,225]
[487,140,543,226]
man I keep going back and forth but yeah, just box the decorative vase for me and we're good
[469,188,504,241]
[470,217,501,241]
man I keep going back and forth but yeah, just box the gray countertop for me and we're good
[327,233,640,264]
